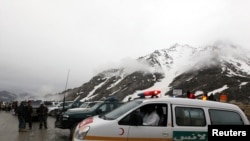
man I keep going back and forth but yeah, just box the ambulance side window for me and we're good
[209,109,244,125]
[175,107,206,126]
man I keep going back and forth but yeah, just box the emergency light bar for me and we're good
[137,90,161,98]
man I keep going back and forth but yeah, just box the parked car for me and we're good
[48,101,73,117]
[43,101,59,108]
[55,99,124,136]
[66,101,101,112]
[58,100,85,113]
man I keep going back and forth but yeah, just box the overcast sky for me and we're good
[1,0,250,96]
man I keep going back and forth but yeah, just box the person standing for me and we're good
[17,101,27,132]
[37,103,48,129]
[25,101,33,130]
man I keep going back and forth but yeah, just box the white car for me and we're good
[48,101,73,116]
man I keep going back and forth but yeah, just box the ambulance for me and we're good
[72,95,249,141]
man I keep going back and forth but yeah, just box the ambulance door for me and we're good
[125,103,172,141]
[172,105,207,141]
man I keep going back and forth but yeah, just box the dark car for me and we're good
[48,101,73,117]
[54,100,85,117]
[55,99,124,136]
[29,100,43,119]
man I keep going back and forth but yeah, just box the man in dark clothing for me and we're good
[25,101,33,130]
[37,103,48,129]
[17,101,27,132]
[186,90,191,98]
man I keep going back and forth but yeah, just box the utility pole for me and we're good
[62,69,70,112]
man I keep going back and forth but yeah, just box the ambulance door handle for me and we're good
[162,132,169,137]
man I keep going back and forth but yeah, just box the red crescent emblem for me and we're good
[119,128,124,135]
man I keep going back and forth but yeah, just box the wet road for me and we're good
[0,110,71,141]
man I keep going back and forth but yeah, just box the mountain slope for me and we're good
[0,91,17,102]
[60,43,250,103]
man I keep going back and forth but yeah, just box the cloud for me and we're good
[119,57,152,74]
[186,40,250,72]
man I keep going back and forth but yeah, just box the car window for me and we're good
[58,101,73,107]
[209,109,244,125]
[67,102,73,107]
[98,104,107,112]
[80,102,98,108]
[88,102,98,108]
[175,107,206,126]
[44,101,53,106]
[89,102,103,110]
[79,102,88,108]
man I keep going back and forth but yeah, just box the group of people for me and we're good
[16,101,48,132]
[186,90,217,101]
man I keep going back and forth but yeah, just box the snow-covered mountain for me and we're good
[55,43,250,103]
[0,91,39,102]
[0,91,17,102]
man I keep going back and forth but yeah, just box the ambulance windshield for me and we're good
[101,100,142,120]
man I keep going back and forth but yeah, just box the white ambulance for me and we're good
[72,97,249,141]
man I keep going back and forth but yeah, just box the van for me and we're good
[72,97,249,141]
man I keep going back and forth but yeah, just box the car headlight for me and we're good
[74,126,90,140]
[62,114,69,120]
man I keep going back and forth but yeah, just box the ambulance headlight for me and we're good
[74,126,90,140]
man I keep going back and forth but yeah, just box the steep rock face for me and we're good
[63,75,107,101]
[166,66,250,103]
